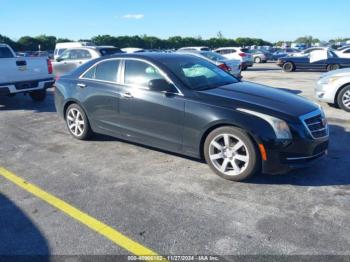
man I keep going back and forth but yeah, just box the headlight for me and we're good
[237,108,292,139]
[318,76,340,85]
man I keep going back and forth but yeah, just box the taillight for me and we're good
[47,59,53,74]
[239,53,247,57]
[218,63,231,72]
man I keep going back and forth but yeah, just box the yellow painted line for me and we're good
[0,166,162,258]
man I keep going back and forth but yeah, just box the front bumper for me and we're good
[261,137,329,175]
[314,80,338,104]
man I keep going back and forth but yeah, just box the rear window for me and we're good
[0,47,14,58]
[99,48,122,56]
[200,51,226,62]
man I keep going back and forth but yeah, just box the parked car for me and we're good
[53,46,123,76]
[54,42,95,60]
[277,50,350,72]
[335,47,350,58]
[271,48,298,61]
[291,47,330,57]
[55,53,329,181]
[0,43,54,101]
[214,47,253,70]
[177,50,242,79]
[178,46,210,51]
[121,48,145,53]
[248,49,272,63]
[315,68,350,112]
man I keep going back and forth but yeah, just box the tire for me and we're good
[204,126,259,181]
[337,85,350,112]
[282,62,295,72]
[254,57,262,63]
[65,103,93,140]
[29,89,46,101]
[327,64,340,72]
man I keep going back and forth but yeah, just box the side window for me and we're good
[124,60,165,87]
[68,50,80,60]
[82,60,120,82]
[60,50,71,60]
[344,49,350,54]
[76,49,92,59]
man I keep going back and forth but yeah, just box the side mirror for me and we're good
[148,79,176,93]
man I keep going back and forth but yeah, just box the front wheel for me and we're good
[337,85,350,112]
[29,89,47,101]
[204,127,259,181]
[282,62,295,72]
[254,57,262,63]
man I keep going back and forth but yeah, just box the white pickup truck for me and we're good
[0,43,54,101]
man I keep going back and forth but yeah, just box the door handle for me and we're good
[77,83,87,88]
[121,92,133,98]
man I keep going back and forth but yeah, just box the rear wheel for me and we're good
[65,104,93,140]
[337,85,350,112]
[29,89,46,101]
[204,126,259,181]
[282,62,295,72]
[254,57,262,63]
[327,64,340,72]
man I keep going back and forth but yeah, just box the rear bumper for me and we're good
[0,78,54,95]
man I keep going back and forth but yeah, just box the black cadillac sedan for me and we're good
[55,53,329,181]
[277,50,350,72]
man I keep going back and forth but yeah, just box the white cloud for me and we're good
[122,14,144,20]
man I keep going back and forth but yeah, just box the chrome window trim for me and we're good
[122,57,184,96]
[299,109,329,140]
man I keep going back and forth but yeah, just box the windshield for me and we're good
[200,51,226,62]
[161,56,239,90]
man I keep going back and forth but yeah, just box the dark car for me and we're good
[277,51,350,72]
[55,53,329,181]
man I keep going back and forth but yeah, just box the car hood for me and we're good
[197,81,318,120]
[320,68,350,78]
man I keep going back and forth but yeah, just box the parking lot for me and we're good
[0,63,349,257]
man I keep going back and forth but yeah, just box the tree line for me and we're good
[0,34,272,51]
[2,34,349,51]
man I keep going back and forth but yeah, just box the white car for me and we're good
[53,46,122,76]
[54,41,95,60]
[335,47,350,58]
[121,47,144,53]
[178,46,210,51]
[315,68,350,112]
[214,47,253,70]
[0,43,54,101]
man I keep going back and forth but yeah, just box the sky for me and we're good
[0,0,349,42]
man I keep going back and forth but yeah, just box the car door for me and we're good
[117,59,185,152]
[77,59,124,134]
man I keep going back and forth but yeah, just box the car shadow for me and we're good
[0,193,50,260]
[245,66,281,72]
[0,89,56,113]
[246,124,350,186]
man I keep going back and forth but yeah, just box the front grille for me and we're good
[301,110,329,139]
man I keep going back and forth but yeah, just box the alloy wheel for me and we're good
[67,108,85,137]
[209,134,250,176]
[342,90,350,109]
